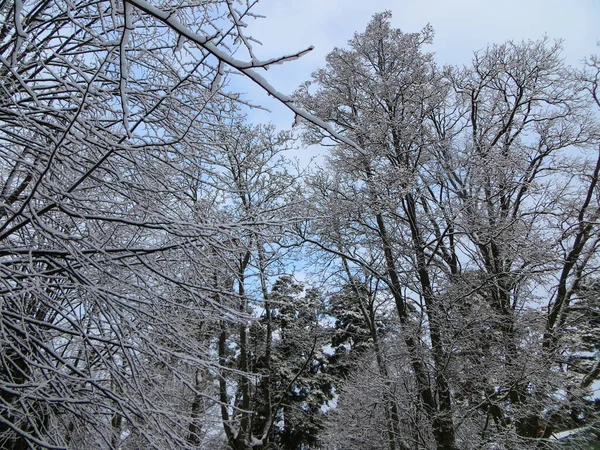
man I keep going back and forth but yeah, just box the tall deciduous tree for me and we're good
[296,12,600,449]
[296,13,459,449]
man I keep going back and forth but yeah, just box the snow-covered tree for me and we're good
[0,1,316,448]
[296,11,600,450]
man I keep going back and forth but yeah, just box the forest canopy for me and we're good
[1,2,599,449]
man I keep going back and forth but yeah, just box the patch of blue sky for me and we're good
[225,0,600,133]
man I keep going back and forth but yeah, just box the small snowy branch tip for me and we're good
[120,1,133,136]
[211,61,224,93]
[12,0,29,66]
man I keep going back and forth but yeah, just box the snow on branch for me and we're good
[126,0,365,154]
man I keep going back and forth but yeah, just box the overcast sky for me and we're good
[231,0,599,130]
